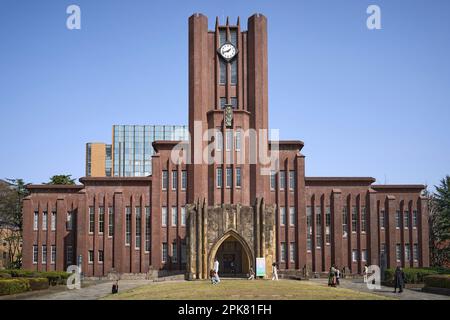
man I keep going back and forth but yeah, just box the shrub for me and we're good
[40,271,70,286]
[0,273,12,279]
[384,267,450,284]
[25,278,50,291]
[0,279,30,296]
[424,275,450,289]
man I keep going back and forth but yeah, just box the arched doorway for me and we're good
[208,231,253,278]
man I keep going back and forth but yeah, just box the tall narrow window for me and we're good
[236,168,241,187]
[351,207,357,232]
[279,171,286,190]
[162,207,168,227]
[289,207,295,226]
[405,244,411,261]
[172,171,178,190]
[42,211,48,230]
[352,250,358,262]
[33,245,38,264]
[226,130,233,151]
[51,245,56,264]
[219,60,226,84]
[220,97,227,109]
[235,130,241,151]
[362,250,368,262]
[172,242,178,263]
[145,206,151,252]
[380,209,385,229]
[42,245,47,264]
[289,171,295,190]
[396,211,401,228]
[289,243,296,262]
[108,207,114,236]
[219,29,227,46]
[270,171,276,190]
[89,207,94,233]
[381,243,386,256]
[280,207,286,226]
[396,244,402,262]
[125,207,131,245]
[413,210,418,228]
[316,207,322,248]
[162,171,168,190]
[88,250,94,264]
[98,250,104,263]
[181,206,186,226]
[280,242,286,262]
[217,168,223,188]
[226,167,232,188]
[361,206,367,232]
[34,212,39,230]
[66,246,73,264]
[98,207,104,234]
[404,209,410,229]
[171,207,178,227]
[342,206,348,237]
[325,207,331,244]
[162,243,168,263]
[181,171,187,190]
[51,211,56,231]
[306,206,312,251]
[66,211,73,231]
[231,97,238,109]
[135,207,141,248]
[230,29,237,46]
[413,243,419,261]
[215,128,223,150]
[231,59,237,85]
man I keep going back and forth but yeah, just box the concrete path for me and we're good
[310,278,450,300]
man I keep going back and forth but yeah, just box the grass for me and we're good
[103,279,393,300]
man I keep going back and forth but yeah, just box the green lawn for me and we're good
[103,279,392,300]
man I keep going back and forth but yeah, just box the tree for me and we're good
[429,176,450,267]
[47,174,76,185]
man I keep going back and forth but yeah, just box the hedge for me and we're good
[26,278,50,291]
[0,270,70,286]
[384,267,450,284]
[424,274,450,289]
[0,279,30,296]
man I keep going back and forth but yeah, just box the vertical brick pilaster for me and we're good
[419,196,430,267]
[386,195,397,268]
[113,192,123,272]
[56,198,65,271]
[331,189,342,268]
[368,189,379,266]
[295,155,306,270]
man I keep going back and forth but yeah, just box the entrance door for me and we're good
[215,236,249,277]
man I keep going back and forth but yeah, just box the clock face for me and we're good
[219,43,237,61]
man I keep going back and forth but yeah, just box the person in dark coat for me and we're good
[393,266,406,293]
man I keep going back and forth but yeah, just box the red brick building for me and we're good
[22,14,429,278]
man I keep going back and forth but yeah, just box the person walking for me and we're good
[210,269,218,285]
[328,266,336,287]
[248,267,255,280]
[335,266,340,286]
[213,258,220,284]
[363,264,369,283]
[393,266,406,293]
[271,262,279,281]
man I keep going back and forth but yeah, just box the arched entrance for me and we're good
[208,230,253,277]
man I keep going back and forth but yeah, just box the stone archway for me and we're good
[208,230,254,277]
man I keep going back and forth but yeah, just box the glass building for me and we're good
[113,125,188,177]
[86,143,112,177]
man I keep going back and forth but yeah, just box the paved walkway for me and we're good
[310,278,450,300]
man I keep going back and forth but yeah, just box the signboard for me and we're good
[256,257,266,277]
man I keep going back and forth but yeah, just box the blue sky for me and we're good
[0,0,449,189]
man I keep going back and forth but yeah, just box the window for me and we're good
[66,246,73,264]
[361,207,367,232]
[42,211,48,230]
[171,207,178,227]
[279,171,286,190]
[34,212,39,230]
[125,207,131,245]
[66,211,73,231]
[396,210,401,228]
[181,171,187,190]
[220,97,227,109]
[231,60,237,85]
[88,250,94,264]
[219,60,226,84]
[342,206,348,237]
[51,245,56,264]
[172,171,178,190]
[381,243,386,256]
[231,97,238,108]
[172,242,178,263]
[351,207,357,232]
[352,250,358,262]
[162,243,168,263]
[99,207,104,233]
[226,130,233,151]
[98,250,104,263]
[396,244,401,262]
[362,250,368,262]
[325,207,331,244]
[33,245,38,264]
[145,206,151,252]
[162,207,168,227]
[316,206,322,248]
[181,206,186,226]
[405,244,410,261]
[89,207,94,233]
[108,207,114,236]
[289,243,296,263]
[413,210,418,228]
[215,128,223,151]
[280,207,286,226]
[219,29,227,46]
[235,130,241,151]
[216,168,223,188]
[404,209,410,229]
[230,29,238,46]
[236,168,241,187]
[181,242,187,264]
[289,207,295,226]
[135,207,141,248]
[42,245,47,264]
[413,243,419,261]
[380,209,385,229]
[226,167,232,188]
[306,206,312,251]
[289,171,295,190]
[162,171,168,190]
[51,211,56,231]
[270,171,276,190]
[280,242,286,262]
